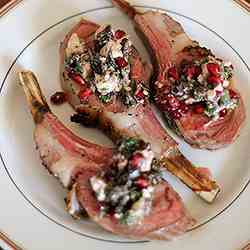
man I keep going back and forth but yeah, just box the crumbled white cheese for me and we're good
[142,186,154,199]
[140,148,154,172]
[90,176,107,202]
[111,41,123,58]
[100,40,123,59]
[129,169,140,179]
[185,97,196,105]
[95,72,121,95]
[207,89,216,101]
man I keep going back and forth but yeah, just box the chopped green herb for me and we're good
[95,25,113,49]
[91,54,103,75]
[130,190,142,201]
[130,80,137,95]
[205,103,216,117]
[222,66,233,80]
[120,88,136,107]
[65,26,148,107]
[118,138,141,157]
[219,90,230,106]
[99,94,112,103]
[74,62,83,74]
[65,55,83,74]
[106,52,118,71]
[167,50,238,120]
[119,211,137,225]
[207,83,214,90]
[89,136,161,226]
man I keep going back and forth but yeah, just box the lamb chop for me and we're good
[59,19,220,202]
[19,70,196,240]
[112,0,246,150]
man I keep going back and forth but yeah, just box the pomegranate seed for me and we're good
[219,108,227,117]
[50,92,67,105]
[115,57,128,68]
[162,102,172,112]
[179,102,189,114]
[168,67,179,80]
[207,75,222,85]
[115,29,126,39]
[229,89,238,99]
[207,63,220,76]
[193,103,205,114]
[135,177,149,188]
[185,65,201,79]
[68,73,86,86]
[78,88,92,100]
[171,110,182,119]
[135,90,144,100]
[195,66,202,76]
[167,95,180,110]
[130,153,144,168]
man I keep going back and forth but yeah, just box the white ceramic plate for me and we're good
[0,1,250,249]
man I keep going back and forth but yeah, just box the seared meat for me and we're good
[112,0,246,150]
[76,174,195,240]
[19,70,195,240]
[60,19,220,202]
